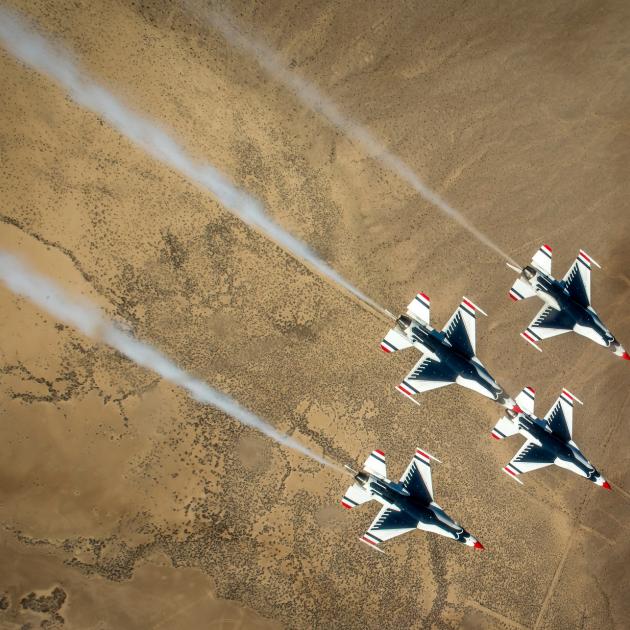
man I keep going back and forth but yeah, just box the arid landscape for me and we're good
[1,1,630,628]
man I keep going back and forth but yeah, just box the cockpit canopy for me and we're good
[397,314,412,329]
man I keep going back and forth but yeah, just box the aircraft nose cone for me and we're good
[602,481,612,490]
[622,352,630,361]
[512,404,523,414]
[473,541,485,550]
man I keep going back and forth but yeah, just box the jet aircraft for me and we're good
[380,292,514,408]
[508,245,628,359]
[492,385,610,489]
[341,448,484,550]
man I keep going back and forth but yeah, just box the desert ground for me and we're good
[1,1,630,628]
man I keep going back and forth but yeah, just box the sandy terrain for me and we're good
[1,0,629,628]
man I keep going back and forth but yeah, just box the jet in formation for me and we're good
[492,385,610,489]
[508,245,629,359]
[341,448,484,551]
[380,293,514,408]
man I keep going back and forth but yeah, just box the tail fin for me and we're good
[491,415,519,441]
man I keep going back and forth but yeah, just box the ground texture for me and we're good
[1,1,630,628]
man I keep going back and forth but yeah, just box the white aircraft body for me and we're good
[492,386,610,489]
[508,245,628,359]
[380,293,514,408]
[341,449,484,551]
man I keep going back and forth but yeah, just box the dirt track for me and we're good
[1,1,630,628]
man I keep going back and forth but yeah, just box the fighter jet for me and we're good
[508,245,628,359]
[380,292,514,408]
[341,448,484,551]
[492,385,610,489]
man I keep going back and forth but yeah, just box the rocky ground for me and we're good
[1,1,630,628]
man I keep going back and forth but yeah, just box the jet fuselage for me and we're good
[355,472,473,543]
[525,267,615,348]
[398,317,509,404]
[516,412,604,484]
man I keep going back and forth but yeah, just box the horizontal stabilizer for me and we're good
[363,450,387,478]
[491,415,519,440]
[509,277,536,302]
[341,483,372,510]
[406,292,431,324]
[380,327,413,354]
[531,244,553,275]
[514,386,536,415]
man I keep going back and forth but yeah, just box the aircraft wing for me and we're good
[562,250,598,308]
[441,298,485,359]
[396,355,456,402]
[503,440,554,483]
[521,305,574,351]
[361,505,419,548]
[399,448,433,503]
[544,388,581,441]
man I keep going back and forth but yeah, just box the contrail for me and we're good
[200,7,518,267]
[0,250,340,470]
[0,7,390,319]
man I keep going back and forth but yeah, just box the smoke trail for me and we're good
[201,8,518,267]
[0,7,389,319]
[0,250,339,470]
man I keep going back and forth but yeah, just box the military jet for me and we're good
[341,448,484,551]
[380,292,514,408]
[508,245,628,359]
[492,385,610,489]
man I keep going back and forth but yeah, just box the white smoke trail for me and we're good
[202,8,518,267]
[0,250,339,470]
[0,7,389,318]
